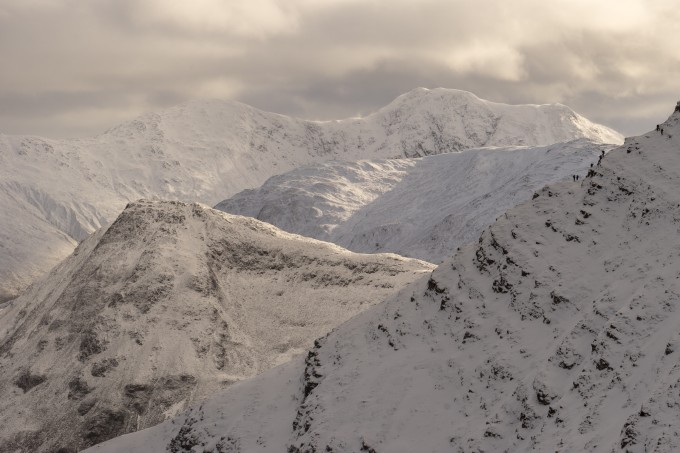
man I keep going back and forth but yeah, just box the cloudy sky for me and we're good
[1,0,678,138]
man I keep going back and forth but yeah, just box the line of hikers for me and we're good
[582,150,607,179]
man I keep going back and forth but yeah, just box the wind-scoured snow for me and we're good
[217,139,613,263]
[91,104,680,453]
[0,88,622,300]
[0,200,432,452]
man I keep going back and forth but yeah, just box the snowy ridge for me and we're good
[91,105,680,452]
[0,201,433,452]
[376,88,622,151]
[217,139,613,263]
[0,88,622,300]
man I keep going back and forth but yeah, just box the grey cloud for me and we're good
[0,0,679,138]
[0,91,130,117]
[234,58,511,120]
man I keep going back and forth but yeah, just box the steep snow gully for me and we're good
[91,103,680,452]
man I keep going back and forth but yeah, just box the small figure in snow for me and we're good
[657,124,660,131]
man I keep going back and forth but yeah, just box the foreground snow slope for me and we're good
[217,139,612,263]
[0,200,432,452]
[92,104,680,453]
[0,88,622,300]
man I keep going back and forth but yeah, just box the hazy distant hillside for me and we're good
[217,139,612,263]
[91,105,680,453]
[0,88,622,300]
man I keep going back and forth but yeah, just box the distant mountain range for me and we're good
[0,88,622,301]
[89,103,680,453]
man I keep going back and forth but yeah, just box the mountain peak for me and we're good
[651,100,680,138]
[389,86,480,101]
[0,200,433,452]
[385,87,577,113]
[374,88,623,147]
[665,100,680,125]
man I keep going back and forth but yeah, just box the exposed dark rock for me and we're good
[149,375,198,414]
[79,329,105,362]
[492,275,512,293]
[558,360,576,370]
[475,246,494,272]
[14,369,47,393]
[462,331,479,343]
[78,399,97,416]
[168,422,201,453]
[550,290,569,305]
[83,408,127,447]
[595,358,612,371]
[68,376,92,400]
[620,419,638,449]
[303,350,322,398]
[214,436,240,453]
[427,277,446,294]
[37,339,48,352]
[360,439,378,453]
[0,430,43,453]
[536,388,552,405]
[123,383,152,414]
[54,447,77,453]
[107,292,124,308]
[91,358,119,377]
[439,295,451,311]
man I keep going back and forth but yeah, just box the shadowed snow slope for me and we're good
[217,139,613,263]
[0,200,433,452]
[91,105,680,453]
[0,88,622,300]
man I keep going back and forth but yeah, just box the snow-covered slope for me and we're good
[92,104,680,453]
[0,200,432,452]
[217,139,613,263]
[0,88,622,300]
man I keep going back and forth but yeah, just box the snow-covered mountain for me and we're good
[217,139,613,264]
[0,200,432,452]
[91,104,680,453]
[0,88,622,301]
